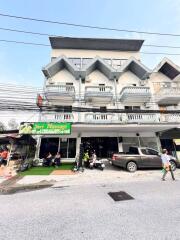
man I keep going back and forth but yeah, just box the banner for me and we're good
[19,122,71,135]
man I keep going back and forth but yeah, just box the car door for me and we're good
[140,148,161,168]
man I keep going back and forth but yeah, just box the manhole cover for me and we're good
[108,191,134,201]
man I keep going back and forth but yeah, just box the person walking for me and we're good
[161,149,175,181]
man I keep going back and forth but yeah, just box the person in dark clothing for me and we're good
[54,152,61,167]
[43,152,53,167]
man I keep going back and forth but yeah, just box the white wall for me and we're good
[51,49,140,60]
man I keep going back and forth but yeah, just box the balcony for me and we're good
[84,86,113,103]
[153,82,180,104]
[120,86,151,102]
[125,113,159,123]
[45,85,75,104]
[162,113,180,123]
[85,113,119,123]
[41,113,75,122]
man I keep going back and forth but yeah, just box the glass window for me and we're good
[60,138,76,158]
[60,138,68,158]
[141,148,158,155]
[68,139,76,158]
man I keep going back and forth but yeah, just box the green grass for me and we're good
[19,163,74,176]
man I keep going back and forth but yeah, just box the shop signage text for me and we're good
[19,122,71,135]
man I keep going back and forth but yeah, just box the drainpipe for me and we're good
[78,76,82,122]
[114,76,118,107]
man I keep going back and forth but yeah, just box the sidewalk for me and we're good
[17,166,180,187]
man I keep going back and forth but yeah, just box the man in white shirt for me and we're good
[161,149,175,181]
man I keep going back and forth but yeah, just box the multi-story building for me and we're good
[38,37,180,160]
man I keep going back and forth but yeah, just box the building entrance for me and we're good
[81,137,118,158]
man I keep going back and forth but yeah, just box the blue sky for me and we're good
[0,0,180,87]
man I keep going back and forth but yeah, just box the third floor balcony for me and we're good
[45,84,75,104]
[153,82,180,104]
[119,86,151,103]
[84,86,113,104]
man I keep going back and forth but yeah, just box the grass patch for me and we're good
[19,163,74,176]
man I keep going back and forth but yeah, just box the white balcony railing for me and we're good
[163,113,180,123]
[125,113,159,123]
[40,112,180,124]
[46,85,75,93]
[85,86,113,93]
[120,86,151,102]
[41,113,75,122]
[85,113,118,123]
[120,86,150,95]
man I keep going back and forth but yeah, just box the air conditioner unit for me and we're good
[144,102,151,108]
[85,76,91,82]
[48,78,54,84]
[139,80,146,86]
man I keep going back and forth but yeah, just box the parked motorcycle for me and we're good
[89,152,105,171]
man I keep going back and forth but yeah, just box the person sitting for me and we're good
[54,152,61,167]
[43,152,53,167]
[0,147,9,166]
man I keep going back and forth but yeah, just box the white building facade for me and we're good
[38,37,180,160]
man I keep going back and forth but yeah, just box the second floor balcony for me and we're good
[84,86,113,103]
[119,86,151,103]
[153,82,180,104]
[85,113,119,123]
[45,84,75,104]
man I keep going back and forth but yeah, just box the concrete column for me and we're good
[35,136,41,159]
[156,133,162,152]
[76,135,81,156]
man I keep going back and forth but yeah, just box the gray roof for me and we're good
[49,37,144,51]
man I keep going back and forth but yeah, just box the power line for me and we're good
[1,26,180,49]
[0,39,50,47]
[0,12,180,37]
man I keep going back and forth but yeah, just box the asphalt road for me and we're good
[1,179,180,240]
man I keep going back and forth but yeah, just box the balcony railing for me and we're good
[120,86,151,102]
[85,86,113,93]
[85,113,118,123]
[153,82,180,104]
[46,85,75,93]
[125,113,159,123]
[85,86,113,103]
[40,112,180,124]
[163,113,180,123]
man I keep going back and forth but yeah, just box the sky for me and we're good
[0,0,180,87]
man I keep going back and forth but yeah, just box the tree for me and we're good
[8,118,19,130]
[0,121,6,131]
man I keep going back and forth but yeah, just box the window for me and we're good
[60,138,76,158]
[100,106,107,112]
[66,83,73,86]
[141,148,158,155]
[125,106,140,110]
[129,147,139,154]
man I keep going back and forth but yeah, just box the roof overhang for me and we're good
[49,37,144,51]
[119,57,151,79]
[42,55,80,79]
[84,57,120,80]
[154,58,180,80]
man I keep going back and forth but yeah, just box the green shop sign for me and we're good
[19,122,71,135]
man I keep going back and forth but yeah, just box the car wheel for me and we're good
[126,161,137,173]
[170,161,176,171]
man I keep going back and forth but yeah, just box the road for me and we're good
[1,176,180,240]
